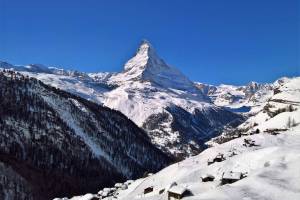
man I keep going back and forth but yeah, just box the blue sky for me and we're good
[0,0,299,85]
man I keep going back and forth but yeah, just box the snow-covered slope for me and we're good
[206,77,300,145]
[0,70,171,200]
[0,41,243,158]
[64,77,300,200]
[238,77,300,133]
[61,76,300,200]
[112,129,300,200]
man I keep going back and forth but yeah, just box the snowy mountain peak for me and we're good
[111,41,197,91]
[124,40,165,72]
[135,40,154,56]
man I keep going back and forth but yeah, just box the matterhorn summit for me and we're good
[109,40,195,91]
[123,40,159,71]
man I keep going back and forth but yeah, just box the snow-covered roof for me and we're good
[201,174,215,179]
[124,180,134,185]
[165,182,177,191]
[216,154,224,158]
[167,185,187,195]
[114,183,123,188]
[101,191,109,197]
[103,188,111,192]
[222,171,242,180]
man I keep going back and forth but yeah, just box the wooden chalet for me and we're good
[167,185,189,200]
[143,186,154,194]
[221,171,242,185]
[201,174,215,182]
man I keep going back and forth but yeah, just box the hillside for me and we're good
[208,77,300,144]
[61,77,300,200]
[0,70,171,200]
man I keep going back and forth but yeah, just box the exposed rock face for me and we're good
[0,71,171,200]
[142,105,243,158]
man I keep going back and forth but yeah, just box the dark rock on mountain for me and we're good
[143,105,244,158]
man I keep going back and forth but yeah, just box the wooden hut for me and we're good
[221,171,242,185]
[208,153,225,165]
[207,158,214,165]
[143,186,154,194]
[167,185,188,200]
[201,174,215,182]
[214,153,225,162]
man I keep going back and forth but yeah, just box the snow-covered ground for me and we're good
[116,130,300,200]
[238,77,300,133]
[61,127,300,200]
[107,77,300,200]
[57,77,300,200]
